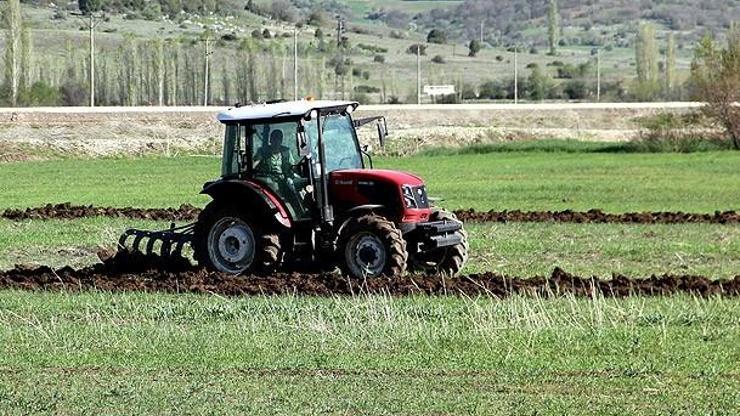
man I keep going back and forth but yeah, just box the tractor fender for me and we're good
[335,204,385,236]
[200,179,292,228]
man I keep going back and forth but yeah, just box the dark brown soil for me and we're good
[1,203,202,222]
[3,203,738,224]
[453,208,740,224]
[1,251,737,298]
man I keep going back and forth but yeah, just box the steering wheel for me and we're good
[292,155,308,175]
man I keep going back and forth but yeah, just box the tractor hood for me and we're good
[330,169,425,187]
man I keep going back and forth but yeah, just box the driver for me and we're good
[254,130,294,177]
[254,129,305,216]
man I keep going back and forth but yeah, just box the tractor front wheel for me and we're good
[193,202,282,274]
[338,214,408,278]
[410,210,469,276]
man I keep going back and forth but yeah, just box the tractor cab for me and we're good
[215,100,406,224]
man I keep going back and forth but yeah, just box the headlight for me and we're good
[401,185,418,208]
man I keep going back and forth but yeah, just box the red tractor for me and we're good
[120,100,468,278]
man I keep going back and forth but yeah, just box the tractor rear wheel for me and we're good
[193,202,282,274]
[410,210,469,276]
[338,214,408,278]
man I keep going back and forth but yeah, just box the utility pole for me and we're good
[514,46,518,104]
[596,48,601,102]
[416,44,421,104]
[89,14,95,107]
[336,16,345,48]
[203,37,211,106]
[480,20,485,43]
[75,11,104,107]
[294,29,299,100]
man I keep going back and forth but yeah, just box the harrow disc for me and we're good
[118,222,196,262]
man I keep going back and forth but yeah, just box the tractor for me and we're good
[119,100,468,278]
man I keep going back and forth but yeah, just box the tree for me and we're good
[407,44,427,56]
[427,29,447,44]
[664,32,676,97]
[528,64,552,101]
[3,0,23,106]
[78,0,104,14]
[547,0,559,55]
[269,0,297,23]
[306,8,327,27]
[634,22,659,100]
[468,39,481,57]
[691,26,740,149]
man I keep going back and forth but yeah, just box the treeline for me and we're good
[1,37,359,106]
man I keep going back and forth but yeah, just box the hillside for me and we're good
[1,1,737,107]
[415,0,738,45]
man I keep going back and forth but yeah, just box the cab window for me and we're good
[306,114,362,173]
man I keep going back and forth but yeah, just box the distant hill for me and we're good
[413,0,739,45]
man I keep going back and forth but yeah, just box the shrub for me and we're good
[431,55,446,64]
[373,54,385,63]
[427,29,447,44]
[479,80,507,99]
[387,95,402,104]
[563,80,589,99]
[632,112,732,152]
[407,44,427,55]
[19,81,60,106]
[468,39,481,57]
[355,85,380,93]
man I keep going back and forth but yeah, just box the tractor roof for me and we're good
[217,100,359,123]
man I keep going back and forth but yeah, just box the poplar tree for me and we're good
[547,0,559,56]
[155,39,164,106]
[4,0,22,105]
[20,25,31,92]
[664,32,676,97]
[635,22,659,100]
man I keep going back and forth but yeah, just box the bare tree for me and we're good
[664,33,676,98]
[4,0,22,106]
[547,0,559,56]
[691,25,740,149]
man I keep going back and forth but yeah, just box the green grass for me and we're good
[2,219,737,278]
[1,148,738,212]
[1,144,738,414]
[0,291,737,415]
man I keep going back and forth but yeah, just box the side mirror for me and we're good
[376,118,388,147]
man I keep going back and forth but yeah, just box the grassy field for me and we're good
[1,143,738,414]
[2,218,738,278]
[2,147,738,212]
[0,291,738,415]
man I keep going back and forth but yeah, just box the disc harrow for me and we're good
[118,222,195,259]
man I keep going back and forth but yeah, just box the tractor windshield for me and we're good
[306,114,362,173]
